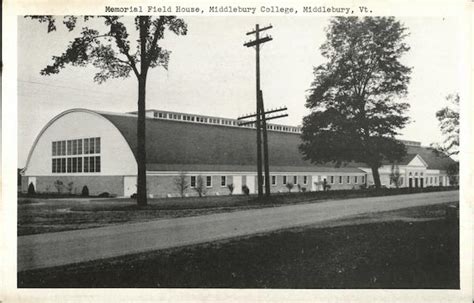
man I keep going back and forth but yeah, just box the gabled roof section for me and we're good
[407,154,428,167]
[404,145,456,170]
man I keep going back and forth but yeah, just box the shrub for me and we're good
[27,183,36,195]
[242,185,250,196]
[131,193,137,199]
[81,186,89,197]
[67,182,74,194]
[54,180,64,194]
[286,182,294,192]
[174,172,189,197]
[194,175,206,197]
[227,183,235,195]
[301,187,307,192]
[98,192,110,198]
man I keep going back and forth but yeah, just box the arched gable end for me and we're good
[23,109,137,176]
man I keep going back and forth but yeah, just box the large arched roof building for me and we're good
[21,108,456,197]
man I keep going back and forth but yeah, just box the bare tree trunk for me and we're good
[136,76,147,206]
[371,165,382,189]
[137,16,148,206]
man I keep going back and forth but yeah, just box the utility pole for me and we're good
[259,90,270,196]
[244,24,273,197]
[238,103,289,197]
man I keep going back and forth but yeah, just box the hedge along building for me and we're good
[20,108,455,197]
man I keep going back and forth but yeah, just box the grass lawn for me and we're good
[18,203,459,288]
[18,187,458,236]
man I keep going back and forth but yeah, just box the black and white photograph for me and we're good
[1,0,472,302]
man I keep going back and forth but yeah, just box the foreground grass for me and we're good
[18,203,459,288]
[18,187,458,236]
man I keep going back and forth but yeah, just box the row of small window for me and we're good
[419,176,441,185]
[187,175,365,188]
[408,172,424,176]
[52,138,101,156]
[153,111,301,133]
[327,175,365,185]
[190,175,220,188]
[279,175,307,185]
[155,112,239,126]
[52,156,101,173]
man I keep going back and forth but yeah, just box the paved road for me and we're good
[18,191,459,271]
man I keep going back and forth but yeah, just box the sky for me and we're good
[17,16,465,167]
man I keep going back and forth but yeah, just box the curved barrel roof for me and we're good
[98,111,365,173]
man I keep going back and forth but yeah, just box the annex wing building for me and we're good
[20,108,456,197]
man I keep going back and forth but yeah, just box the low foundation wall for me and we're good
[21,175,124,196]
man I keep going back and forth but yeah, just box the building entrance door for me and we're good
[409,178,413,188]
[420,178,424,188]
[414,178,419,188]
[233,176,242,195]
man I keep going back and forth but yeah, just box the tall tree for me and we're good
[29,16,188,205]
[431,93,459,157]
[299,17,412,188]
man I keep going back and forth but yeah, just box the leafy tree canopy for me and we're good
[431,93,459,157]
[299,17,412,187]
[28,16,187,82]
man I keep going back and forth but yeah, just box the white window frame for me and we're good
[293,176,298,184]
[346,176,350,184]
[354,176,358,184]
[303,176,308,185]
[271,175,277,186]
[339,176,343,184]
[362,176,365,184]
[330,176,335,184]
[206,176,212,188]
[190,176,196,188]
[283,176,287,185]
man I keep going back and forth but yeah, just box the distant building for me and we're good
[20,108,456,197]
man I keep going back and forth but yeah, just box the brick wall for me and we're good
[146,175,235,198]
[21,175,123,196]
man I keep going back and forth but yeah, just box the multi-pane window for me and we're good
[272,176,277,186]
[190,176,196,188]
[221,176,226,187]
[303,176,308,185]
[67,158,72,173]
[354,176,358,184]
[346,176,350,184]
[339,176,343,184]
[206,176,212,187]
[330,176,335,184]
[293,176,298,184]
[283,176,287,185]
[52,137,100,174]
[89,156,96,173]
